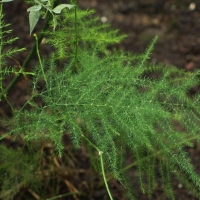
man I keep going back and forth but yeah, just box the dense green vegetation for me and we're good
[0,0,200,199]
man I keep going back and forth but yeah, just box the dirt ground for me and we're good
[1,0,200,199]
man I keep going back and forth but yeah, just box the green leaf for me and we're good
[52,4,75,14]
[27,5,42,12]
[29,11,40,35]
[0,0,13,2]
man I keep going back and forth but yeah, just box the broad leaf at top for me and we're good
[0,0,13,2]
[29,11,40,35]
[52,4,75,14]
[27,5,42,12]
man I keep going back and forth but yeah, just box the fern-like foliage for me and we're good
[0,4,25,99]
[2,2,200,199]
[6,35,200,199]
[43,8,126,61]
[0,145,41,200]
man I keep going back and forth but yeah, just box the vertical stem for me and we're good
[2,0,61,97]
[0,4,3,91]
[0,5,14,111]
[34,33,47,85]
[73,5,78,73]
[82,134,114,200]
[99,151,114,200]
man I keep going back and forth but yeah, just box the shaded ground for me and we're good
[1,0,200,199]
[78,0,200,71]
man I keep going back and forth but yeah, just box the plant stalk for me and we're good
[2,0,60,98]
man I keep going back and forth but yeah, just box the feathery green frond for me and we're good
[6,37,200,198]
[0,4,25,98]
[0,145,41,200]
[43,8,126,60]
[1,1,200,199]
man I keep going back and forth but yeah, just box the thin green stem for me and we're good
[1,21,48,97]
[4,96,14,112]
[34,33,47,84]
[98,134,200,187]
[82,134,99,151]
[99,151,114,200]
[2,0,60,98]
[0,4,3,90]
[122,134,199,172]
[82,134,113,200]
[72,4,78,73]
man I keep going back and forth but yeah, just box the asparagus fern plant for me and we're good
[1,0,200,199]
